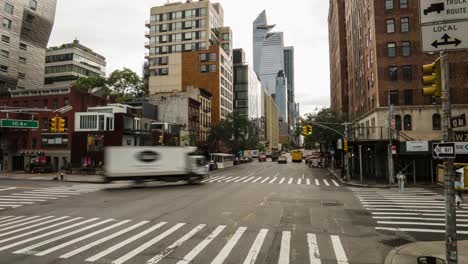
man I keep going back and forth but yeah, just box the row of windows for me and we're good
[388,65,413,81]
[149,68,169,76]
[45,64,100,77]
[150,19,206,33]
[7,97,69,109]
[1,34,28,50]
[151,31,207,44]
[390,89,414,105]
[1,50,27,63]
[45,53,73,63]
[199,64,216,73]
[148,56,168,66]
[387,41,411,57]
[221,87,232,101]
[385,0,408,11]
[151,8,207,22]
[220,98,232,111]
[386,17,410,33]
[199,52,217,62]
[149,42,207,55]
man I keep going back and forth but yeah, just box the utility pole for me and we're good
[388,93,394,184]
[344,122,350,181]
[441,51,457,264]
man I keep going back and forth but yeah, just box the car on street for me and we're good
[234,158,241,165]
[278,155,288,164]
[208,160,218,171]
[240,157,249,164]
[258,155,267,162]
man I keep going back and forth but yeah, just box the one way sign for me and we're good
[432,142,456,159]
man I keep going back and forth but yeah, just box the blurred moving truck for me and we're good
[104,146,208,184]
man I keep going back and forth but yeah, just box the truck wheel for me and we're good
[188,179,203,185]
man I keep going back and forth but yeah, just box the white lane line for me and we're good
[357,195,441,198]
[332,180,340,187]
[323,180,330,187]
[269,178,278,184]
[375,227,468,234]
[145,224,206,264]
[106,223,186,264]
[204,177,222,183]
[359,199,444,203]
[0,217,95,251]
[251,177,263,183]
[0,216,14,221]
[10,194,58,199]
[374,216,468,222]
[364,205,445,209]
[20,192,68,198]
[0,197,46,202]
[278,231,291,264]
[242,229,268,264]
[0,216,53,232]
[377,221,468,227]
[0,216,40,228]
[369,208,449,213]
[371,212,468,217]
[307,233,321,264]
[210,227,247,264]
[0,216,25,225]
[0,204,21,208]
[243,177,256,183]
[0,187,16,192]
[225,177,239,183]
[288,178,293,185]
[0,216,70,238]
[60,221,149,259]
[261,177,270,183]
[176,225,226,264]
[297,178,302,185]
[331,235,348,264]
[315,179,320,186]
[0,201,34,204]
[85,222,167,262]
[362,202,445,205]
[27,191,81,195]
[14,219,114,254]
[36,220,131,256]
[234,177,248,183]
[306,179,311,185]
[279,178,286,184]
[273,173,280,178]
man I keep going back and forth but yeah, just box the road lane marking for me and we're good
[85,222,167,262]
[216,176,235,182]
[21,192,68,197]
[60,221,149,259]
[0,216,36,228]
[0,198,46,202]
[224,177,239,183]
[362,202,445,205]
[288,178,293,185]
[278,231,290,264]
[373,216,468,222]
[204,176,223,183]
[0,204,21,208]
[0,216,51,231]
[359,198,443,202]
[364,205,445,209]
[0,217,95,251]
[10,194,58,199]
[145,224,206,264]
[0,201,34,204]
[210,227,247,264]
[27,190,81,195]
[0,187,16,192]
[36,220,131,256]
[243,177,256,183]
[0,217,78,240]
[279,178,286,184]
[242,229,268,264]
[323,180,330,186]
[112,223,186,264]
[0,216,14,221]
[269,178,278,184]
[252,177,262,183]
[315,179,320,186]
[376,221,468,227]
[331,235,348,264]
[13,219,114,254]
[332,180,340,187]
[297,178,302,185]
[307,233,321,264]
[371,212,468,217]
[369,208,447,213]
[176,225,226,264]
[261,177,270,183]
[273,173,280,178]
[0,216,70,238]
[306,179,311,185]
[234,177,248,183]
[375,227,468,234]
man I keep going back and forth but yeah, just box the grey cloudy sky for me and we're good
[48,0,330,115]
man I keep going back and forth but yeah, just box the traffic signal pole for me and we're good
[440,51,457,264]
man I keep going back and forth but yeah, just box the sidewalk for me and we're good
[385,240,468,264]
[0,172,104,184]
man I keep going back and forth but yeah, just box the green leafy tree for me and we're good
[107,68,146,97]
[73,76,108,91]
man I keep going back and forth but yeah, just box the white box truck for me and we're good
[104,146,208,184]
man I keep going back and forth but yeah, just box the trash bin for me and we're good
[417,256,446,264]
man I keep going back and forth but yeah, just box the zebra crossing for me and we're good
[0,215,350,264]
[0,185,102,211]
[204,175,341,187]
[352,188,468,236]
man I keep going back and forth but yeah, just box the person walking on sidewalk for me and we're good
[397,172,406,193]
[455,172,464,209]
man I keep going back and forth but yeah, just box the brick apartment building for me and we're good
[0,87,107,171]
[329,0,468,183]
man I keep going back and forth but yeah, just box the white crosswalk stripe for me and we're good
[0,215,352,264]
[206,176,341,187]
[0,187,16,192]
[352,188,468,236]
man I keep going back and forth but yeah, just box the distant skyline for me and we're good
[48,0,330,115]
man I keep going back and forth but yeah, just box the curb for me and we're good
[327,169,395,188]
[0,176,105,185]
[384,244,404,264]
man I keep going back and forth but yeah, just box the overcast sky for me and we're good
[48,0,330,115]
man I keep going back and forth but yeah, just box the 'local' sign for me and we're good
[421,0,468,24]
[0,119,39,129]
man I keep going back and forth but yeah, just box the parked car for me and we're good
[234,158,241,165]
[259,155,267,162]
[241,157,249,164]
[208,160,218,171]
[278,155,288,164]
[271,151,280,162]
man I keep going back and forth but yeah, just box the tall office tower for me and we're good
[284,46,295,129]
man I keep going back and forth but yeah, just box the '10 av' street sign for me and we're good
[0,119,39,129]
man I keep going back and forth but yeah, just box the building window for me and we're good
[43,99,48,108]
[0,49,8,58]
[4,3,14,15]
[19,43,27,50]
[42,118,48,129]
[404,90,413,105]
[395,115,402,131]
[400,0,408,8]
[401,41,411,56]
[0,65,8,72]
[52,98,58,109]
[387,42,396,57]
[390,90,399,105]
[402,65,412,80]
[19,57,26,64]
[18,72,25,79]
[389,66,398,81]
[29,0,37,10]
[209,64,217,72]
[404,115,412,131]
[80,115,98,129]
[386,19,395,33]
[32,138,37,149]
[1,35,9,43]
[199,53,207,62]
[432,113,441,130]
[401,17,409,32]
[209,53,217,61]
[2,18,11,29]
[385,0,394,10]
[200,65,208,73]
[63,98,69,106]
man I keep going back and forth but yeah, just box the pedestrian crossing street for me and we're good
[204,174,341,187]
[352,188,468,236]
[0,214,350,264]
[0,185,103,211]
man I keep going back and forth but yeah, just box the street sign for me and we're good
[420,0,468,24]
[421,22,468,52]
[455,131,468,141]
[0,119,38,129]
[432,142,456,159]
[451,114,466,128]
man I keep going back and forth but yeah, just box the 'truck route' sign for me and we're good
[421,0,468,24]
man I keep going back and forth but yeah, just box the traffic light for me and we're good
[158,135,163,144]
[50,117,58,132]
[302,126,307,136]
[307,126,313,136]
[57,117,65,133]
[343,140,349,153]
[422,58,441,97]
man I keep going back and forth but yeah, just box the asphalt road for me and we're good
[0,159,458,264]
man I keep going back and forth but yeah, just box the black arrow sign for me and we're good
[432,34,462,48]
